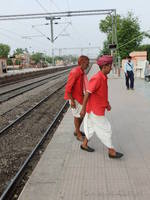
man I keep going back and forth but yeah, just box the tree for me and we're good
[13,48,28,56]
[7,57,13,65]
[45,55,52,64]
[31,52,44,64]
[0,43,10,58]
[99,12,143,59]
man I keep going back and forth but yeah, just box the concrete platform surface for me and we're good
[18,65,150,200]
[0,65,66,77]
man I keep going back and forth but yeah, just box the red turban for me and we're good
[97,55,113,66]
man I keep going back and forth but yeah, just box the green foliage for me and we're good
[7,57,13,65]
[13,48,28,56]
[31,52,44,64]
[0,43,10,58]
[15,59,21,65]
[99,12,143,59]
[61,55,78,63]
[45,55,52,64]
[99,41,111,56]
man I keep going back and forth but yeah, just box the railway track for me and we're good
[0,65,75,87]
[0,102,68,200]
[0,64,92,199]
[0,69,70,103]
[0,77,68,199]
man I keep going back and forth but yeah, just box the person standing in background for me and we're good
[124,56,134,90]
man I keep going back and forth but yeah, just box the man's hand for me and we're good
[71,100,76,109]
[80,108,86,118]
[106,104,111,111]
[125,73,128,77]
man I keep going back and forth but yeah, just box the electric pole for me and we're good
[46,17,61,66]
[50,17,54,65]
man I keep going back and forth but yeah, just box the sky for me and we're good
[0,0,150,58]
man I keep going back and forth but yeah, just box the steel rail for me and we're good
[0,101,68,200]
[0,65,75,88]
[0,81,66,137]
[0,70,69,103]
[0,69,69,95]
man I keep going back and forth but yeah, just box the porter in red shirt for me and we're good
[64,66,84,104]
[86,71,109,116]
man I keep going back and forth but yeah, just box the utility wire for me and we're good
[0,26,49,50]
[49,0,61,11]
[66,0,70,11]
[54,23,71,41]
[65,0,72,28]
[70,24,90,46]
[0,31,19,41]
[0,27,22,38]
[117,30,150,50]
[35,0,48,12]
[32,25,51,41]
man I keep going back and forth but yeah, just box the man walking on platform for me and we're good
[124,56,134,90]
[64,55,89,141]
[80,55,124,159]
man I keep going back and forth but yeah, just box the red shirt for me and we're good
[86,71,109,116]
[64,66,84,104]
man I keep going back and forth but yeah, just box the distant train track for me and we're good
[0,69,69,103]
[0,65,75,86]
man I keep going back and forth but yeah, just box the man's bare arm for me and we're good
[80,91,90,118]
[67,92,76,108]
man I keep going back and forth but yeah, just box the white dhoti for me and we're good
[84,112,114,148]
[69,100,82,118]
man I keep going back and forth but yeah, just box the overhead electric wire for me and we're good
[66,0,70,11]
[49,0,61,11]
[0,26,47,45]
[35,0,49,12]
[0,26,49,51]
[70,24,90,46]
[0,30,23,43]
[54,23,71,41]
[32,25,51,41]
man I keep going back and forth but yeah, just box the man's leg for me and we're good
[80,137,94,152]
[74,117,83,141]
[125,73,129,89]
[82,137,88,148]
[93,115,123,158]
[130,71,134,89]
[80,113,95,152]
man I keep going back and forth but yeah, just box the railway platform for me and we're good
[0,65,66,77]
[18,65,150,200]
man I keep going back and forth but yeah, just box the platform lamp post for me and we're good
[109,43,117,74]
[45,17,61,66]
[109,11,118,73]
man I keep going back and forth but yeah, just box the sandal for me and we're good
[80,145,95,152]
[109,152,124,159]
